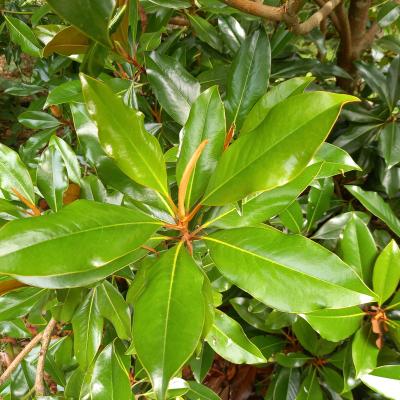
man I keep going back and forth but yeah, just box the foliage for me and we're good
[0,0,399,399]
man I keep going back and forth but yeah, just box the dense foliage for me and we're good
[0,0,399,399]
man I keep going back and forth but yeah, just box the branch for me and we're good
[169,16,190,26]
[291,0,342,34]
[314,0,342,33]
[0,333,44,385]
[222,0,285,22]
[34,318,57,396]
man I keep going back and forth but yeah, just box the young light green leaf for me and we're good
[340,214,377,285]
[225,29,271,129]
[0,200,161,288]
[133,244,205,400]
[301,306,364,342]
[372,240,400,305]
[206,310,266,364]
[72,288,103,371]
[203,92,357,206]
[80,74,168,196]
[186,381,221,400]
[36,146,69,212]
[205,226,375,313]
[96,280,131,340]
[176,86,225,208]
[346,185,400,237]
[0,143,35,204]
[5,15,41,57]
[280,200,304,234]
[45,80,83,107]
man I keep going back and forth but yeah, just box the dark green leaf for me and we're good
[346,185,400,237]
[46,0,115,46]
[18,111,61,130]
[352,325,379,378]
[225,29,271,129]
[146,52,200,125]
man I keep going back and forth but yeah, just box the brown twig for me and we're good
[0,332,44,385]
[11,188,41,216]
[34,318,57,396]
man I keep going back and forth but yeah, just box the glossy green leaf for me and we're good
[301,306,364,342]
[5,15,41,57]
[205,163,322,229]
[205,226,375,313]
[206,310,266,364]
[0,200,161,288]
[361,365,400,399]
[203,92,357,205]
[313,211,370,240]
[388,56,400,107]
[89,340,131,400]
[218,16,245,54]
[306,177,334,232]
[372,240,400,305]
[146,0,190,8]
[266,367,301,400]
[49,136,81,184]
[81,74,168,196]
[0,287,46,321]
[346,185,400,237]
[46,0,115,46]
[146,52,200,125]
[189,343,214,383]
[72,288,103,370]
[275,352,311,368]
[250,335,285,359]
[176,86,225,208]
[45,80,83,107]
[133,244,205,400]
[188,14,223,52]
[241,76,314,135]
[378,2,400,27]
[292,318,337,356]
[352,325,379,378]
[296,368,323,400]
[225,29,270,129]
[378,122,400,168]
[311,142,361,178]
[18,111,61,130]
[36,146,69,212]
[0,319,31,338]
[357,62,391,109]
[340,213,377,285]
[0,143,35,204]
[96,280,131,340]
[186,381,221,400]
[42,25,89,56]
[280,200,304,234]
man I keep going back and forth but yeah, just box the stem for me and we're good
[11,188,41,216]
[34,318,57,396]
[0,332,44,385]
